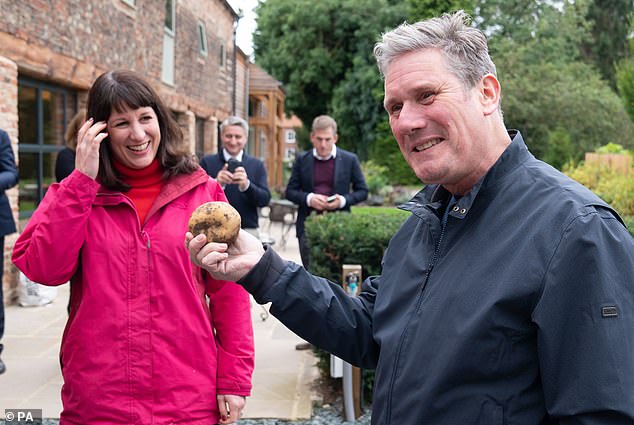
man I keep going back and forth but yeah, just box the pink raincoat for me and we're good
[12,167,254,425]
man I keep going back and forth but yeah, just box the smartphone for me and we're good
[227,158,243,173]
[327,195,337,203]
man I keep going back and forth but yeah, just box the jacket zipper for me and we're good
[384,213,448,424]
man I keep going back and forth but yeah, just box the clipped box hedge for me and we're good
[304,207,410,284]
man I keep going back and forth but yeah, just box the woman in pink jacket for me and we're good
[12,70,254,425]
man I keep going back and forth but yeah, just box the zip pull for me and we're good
[141,231,151,249]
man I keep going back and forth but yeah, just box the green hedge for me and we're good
[305,207,410,284]
[304,206,410,403]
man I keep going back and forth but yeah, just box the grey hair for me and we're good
[311,115,337,134]
[220,116,249,137]
[373,10,496,89]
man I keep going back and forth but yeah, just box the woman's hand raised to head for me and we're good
[75,118,108,180]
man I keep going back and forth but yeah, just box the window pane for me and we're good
[18,152,56,216]
[42,89,67,147]
[198,23,208,55]
[165,0,174,31]
[18,86,37,145]
[18,152,38,215]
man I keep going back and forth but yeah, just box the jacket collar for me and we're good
[95,167,210,213]
[400,130,529,221]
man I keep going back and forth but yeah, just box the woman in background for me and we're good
[55,108,85,183]
[13,70,254,425]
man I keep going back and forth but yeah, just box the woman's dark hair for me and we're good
[86,69,198,190]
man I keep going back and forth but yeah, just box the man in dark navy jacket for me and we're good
[0,128,18,374]
[188,11,634,423]
[285,115,368,271]
[200,116,270,239]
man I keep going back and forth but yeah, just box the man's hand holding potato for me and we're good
[186,229,265,283]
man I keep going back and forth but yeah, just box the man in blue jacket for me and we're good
[188,11,634,424]
[285,115,368,270]
[200,116,270,239]
[0,128,18,374]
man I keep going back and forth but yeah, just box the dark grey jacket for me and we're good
[241,131,634,424]
[285,147,368,236]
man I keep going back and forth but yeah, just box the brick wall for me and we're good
[0,56,20,304]
[0,0,238,119]
[0,0,244,304]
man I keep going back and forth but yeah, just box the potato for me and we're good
[188,201,241,244]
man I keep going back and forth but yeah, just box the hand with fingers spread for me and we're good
[217,394,246,424]
[186,229,264,283]
[75,118,108,179]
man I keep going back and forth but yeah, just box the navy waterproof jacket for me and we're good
[241,131,634,424]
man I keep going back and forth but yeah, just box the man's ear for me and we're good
[480,74,501,116]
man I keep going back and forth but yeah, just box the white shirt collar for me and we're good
[223,148,244,162]
[312,145,337,161]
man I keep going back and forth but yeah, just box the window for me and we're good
[17,77,77,219]
[195,116,205,160]
[197,22,208,56]
[285,129,296,143]
[219,43,226,68]
[164,0,175,34]
[162,0,176,84]
[285,148,296,161]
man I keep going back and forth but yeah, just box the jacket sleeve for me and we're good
[12,170,99,285]
[533,206,634,423]
[206,277,254,396]
[204,181,254,396]
[200,155,219,178]
[239,247,380,369]
[342,153,368,206]
[244,159,271,208]
[285,154,309,206]
[0,130,18,192]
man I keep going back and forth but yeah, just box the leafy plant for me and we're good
[563,158,634,216]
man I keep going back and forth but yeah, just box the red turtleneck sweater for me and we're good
[113,159,164,225]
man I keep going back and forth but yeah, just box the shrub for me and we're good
[305,208,409,284]
[563,160,634,216]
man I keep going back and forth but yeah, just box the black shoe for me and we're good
[295,342,312,351]
[0,357,5,374]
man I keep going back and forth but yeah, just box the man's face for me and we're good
[222,125,247,157]
[310,128,337,158]
[383,48,491,194]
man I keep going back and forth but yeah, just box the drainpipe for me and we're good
[232,12,240,115]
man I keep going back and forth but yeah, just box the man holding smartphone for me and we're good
[200,116,271,239]
[285,115,368,273]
